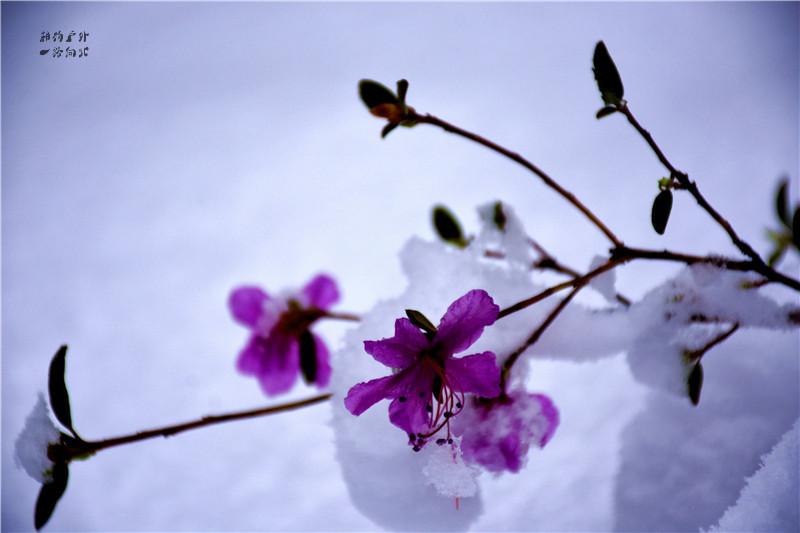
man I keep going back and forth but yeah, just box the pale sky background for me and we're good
[2,2,798,531]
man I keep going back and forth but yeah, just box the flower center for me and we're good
[406,353,465,451]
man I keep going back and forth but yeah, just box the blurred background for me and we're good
[2,2,798,531]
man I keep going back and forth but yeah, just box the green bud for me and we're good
[592,41,624,106]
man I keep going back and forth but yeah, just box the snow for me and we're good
[614,328,799,531]
[422,439,480,498]
[588,255,618,304]
[14,394,60,483]
[707,419,799,533]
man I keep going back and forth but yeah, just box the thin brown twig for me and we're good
[617,104,799,292]
[322,311,361,322]
[528,237,632,306]
[500,284,586,391]
[65,394,332,458]
[498,258,624,319]
[684,323,740,362]
[409,111,624,248]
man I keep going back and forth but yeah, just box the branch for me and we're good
[617,104,799,291]
[74,394,332,456]
[498,257,624,319]
[684,323,740,362]
[409,111,624,247]
[612,245,800,290]
[500,284,585,391]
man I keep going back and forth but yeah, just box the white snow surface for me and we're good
[707,419,799,533]
[14,394,60,483]
[588,254,618,304]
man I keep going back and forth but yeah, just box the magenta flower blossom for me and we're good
[344,289,502,449]
[452,388,559,473]
[229,274,339,396]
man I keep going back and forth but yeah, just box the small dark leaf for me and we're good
[592,41,624,106]
[405,309,437,337]
[358,79,398,109]
[298,330,317,385]
[39,49,49,56]
[651,189,673,235]
[381,122,398,139]
[35,462,69,530]
[432,205,465,247]
[493,202,507,232]
[775,178,790,228]
[687,362,704,406]
[767,244,787,267]
[595,106,617,119]
[792,206,800,250]
[396,79,409,105]
[48,345,77,437]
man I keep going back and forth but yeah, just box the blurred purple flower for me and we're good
[453,388,559,473]
[229,274,339,396]
[344,289,501,449]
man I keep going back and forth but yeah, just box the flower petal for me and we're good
[344,363,430,418]
[237,335,265,375]
[229,286,268,328]
[435,289,499,354]
[531,393,559,447]
[445,351,501,398]
[302,274,340,310]
[312,333,332,388]
[344,373,403,416]
[363,318,428,369]
[386,362,436,435]
[238,332,299,396]
[388,391,431,437]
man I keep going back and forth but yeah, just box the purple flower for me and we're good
[344,289,502,449]
[229,274,339,396]
[452,388,559,473]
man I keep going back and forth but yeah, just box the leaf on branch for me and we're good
[381,122,399,139]
[432,205,467,247]
[687,362,704,406]
[595,106,617,119]
[358,79,398,109]
[35,461,69,531]
[48,345,78,438]
[592,41,624,106]
[775,178,790,228]
[767,244,787,267]
[493,202,507,232]
[792,206,800,250]
[651,189,673,235]
[298,330,318,384]
[396,79,409,105]
[405,309,437,337]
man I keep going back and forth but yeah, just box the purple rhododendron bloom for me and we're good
[452,388,559,473]
[344,289,502,449]
[229,274,339,396]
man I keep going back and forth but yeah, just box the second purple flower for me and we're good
[229,274,339,396]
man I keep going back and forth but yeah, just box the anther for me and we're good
[412,445,421,452]
[398,396,407,402]
[444,411,453,418]
[456,402,462,409]
[436,438,446,446]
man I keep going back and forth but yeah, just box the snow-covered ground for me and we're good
[3,3,798,531]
